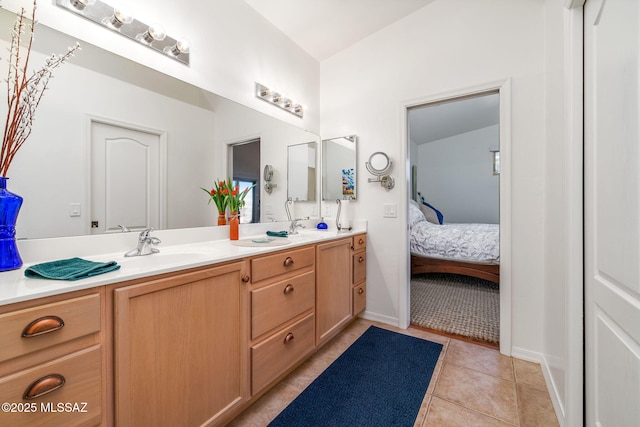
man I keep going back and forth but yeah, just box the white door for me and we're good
[90,121,165,234]
[585,0,640,425]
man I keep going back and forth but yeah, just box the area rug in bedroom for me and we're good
[411,273,500,344]
[268,326,442,427]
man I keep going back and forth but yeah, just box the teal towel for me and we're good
[25,257,121,281]
[266,230,288,238]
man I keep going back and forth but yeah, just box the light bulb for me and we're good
[166,39,190,56]
[140,24,166,44]
[105,6,133,29]
[70,0,94,11]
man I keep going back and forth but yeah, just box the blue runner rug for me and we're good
[268,326,443,427]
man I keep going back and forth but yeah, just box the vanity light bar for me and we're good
[55,0,190,66]
[255,83,303,118]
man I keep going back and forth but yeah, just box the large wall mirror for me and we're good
[322,135,357,200]
[287,142,317,202]
[0,9,319,239]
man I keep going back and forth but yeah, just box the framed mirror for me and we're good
[322,135,357,200]
[287,142,317,202]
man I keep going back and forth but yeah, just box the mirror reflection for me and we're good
[322,135,357,200]
[287,142,317,202]
[1,12,320,239]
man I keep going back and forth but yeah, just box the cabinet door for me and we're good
[113,262,248,427]
[316,238,352,346]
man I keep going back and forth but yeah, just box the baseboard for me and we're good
[359,310,400,327]
[540,354,567,427]
[510,346,543,363]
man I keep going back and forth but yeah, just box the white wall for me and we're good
[414,125,500,224]
[1,0,320,134]
[321,0,547,353]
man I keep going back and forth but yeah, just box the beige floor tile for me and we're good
[517,383,560,427]
[413,394,432,427]
[229,382,299,426]
[434,362,519,425]
[424,397,516,427]
[445,339,514,381]
[513,358,547,390]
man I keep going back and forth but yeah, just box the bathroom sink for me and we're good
[118,251,210,266]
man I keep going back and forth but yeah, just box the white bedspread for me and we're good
[409,200,500,264]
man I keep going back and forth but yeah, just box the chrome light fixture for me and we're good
[55,0,190,65]
[255,83,304,118]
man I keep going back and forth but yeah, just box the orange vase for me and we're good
[229,212,239,240]
[218,212,227,226]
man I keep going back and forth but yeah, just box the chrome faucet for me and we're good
[288,219,305,235]
[125,228,161,257]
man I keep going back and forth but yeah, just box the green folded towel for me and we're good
[266,230,288,238]
[25,257,121,281]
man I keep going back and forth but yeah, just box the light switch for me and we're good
[383,203,397,218]
[69,203,81,217]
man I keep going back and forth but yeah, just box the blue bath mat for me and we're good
[268,326,443,427]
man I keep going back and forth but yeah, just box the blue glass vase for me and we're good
[0,177,23,271]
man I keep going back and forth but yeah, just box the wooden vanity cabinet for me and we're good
[249,246,316,395]
[316,238,354,347]
[111,261,249,427]
[0,289,104,427]
[352,234,367,316]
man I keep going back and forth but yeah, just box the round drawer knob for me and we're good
[358,256,364,263]
[359,238,364,245]
[283,284,295,294]
[241,275,250,283]
[283,332,295,344]
[283,257,295,267]
[358,288,365,295]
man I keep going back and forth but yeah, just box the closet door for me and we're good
[584,0,640,425]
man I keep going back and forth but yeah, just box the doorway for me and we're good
[402,81,512,354]
[229,139,260,223]
[408,92,501,345]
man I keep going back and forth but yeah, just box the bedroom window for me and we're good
[492,150,501,175]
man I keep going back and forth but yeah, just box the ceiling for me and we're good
[244,0,497,141]
[244,0,434,61]
[409,93,500,145]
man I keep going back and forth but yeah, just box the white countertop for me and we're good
[0,222,366,307]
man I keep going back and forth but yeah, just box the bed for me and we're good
[409,200,500,283]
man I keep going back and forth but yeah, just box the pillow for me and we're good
[408,200,426,228]
[419,201,444,224]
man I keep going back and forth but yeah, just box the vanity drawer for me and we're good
[0,345,102,427]
[352,234,366,252]
[251,271,315,339]
[251,314,315,394]
[251,246,315,283]
[353,252,366,284]
[353,283,366,316]
[0,294,101,364]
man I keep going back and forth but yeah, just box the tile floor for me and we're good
[230,319,559,426]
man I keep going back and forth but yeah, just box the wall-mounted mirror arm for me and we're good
[366,151,395,191]
[263,164,277,194]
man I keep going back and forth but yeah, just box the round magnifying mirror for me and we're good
[263,164,273,181]
[366,152,392,176]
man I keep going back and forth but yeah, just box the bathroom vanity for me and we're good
[0,229,366,426]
